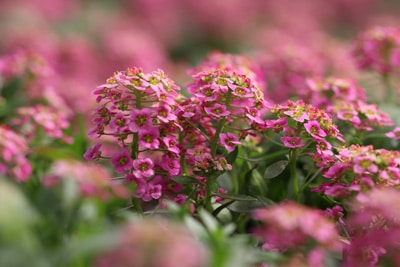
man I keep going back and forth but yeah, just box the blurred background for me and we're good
[1,0,400,110]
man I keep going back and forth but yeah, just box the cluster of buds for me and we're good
[0,125,32,182]
[352,26,400,74]
[312,144,400,197]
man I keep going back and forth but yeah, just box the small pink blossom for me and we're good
[281,136,305,149]
[204,102,230,117]
[142,183,162,202]
[386,127,400,140]
[265,117,288,132]
[304,120,327,138]
[157,105,177,123]
[163,135,180,154]
[160,155,181,176]
[139,127,160,149]
[111,149,133,174]
[132,158,155,179]
[219,132,240,151]
[84,143,102,160]
[353,155,378,174]
[129,108,153,132]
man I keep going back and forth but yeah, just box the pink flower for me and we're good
[219,132,240,151]
[157,105,177,123]
[386,127,400,140]
[111,149,133,174]
[353,155,378,174]
[133,158,155,179]
[252,202,342,252]
[142,183,162,202]
[304,120,327,138]
[281,136,305,149]
[84,143,102,160]
[139,127,160,149]
[204,102,230,117]
[163,135,180,154]
[265,117,288,132]
[160,155,181,176]
[129,108,153,132]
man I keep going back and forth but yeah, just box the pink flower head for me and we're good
[352,26,400,74]
[111,149,133,174]
[281,136,306,149]
[84,143,102,160]
[386,127,400,140]
[353,155,378,174]
[219,132,240,152]
[252,202,342,252]
[204,102,230,117]
[133,158,155,179]
[109,113,129,132]
[129,108,153,132]
[162,135,180,155]
[304,120,327,138]
[160,155,181,176]
[139,127,160,149]
[142,182,163,202]
[265,117,288,132]
[157,105,177,123]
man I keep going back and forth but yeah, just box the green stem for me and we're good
[130,91,142,159]
[289,149,299,201]
[211,117,226,157]
[204,173,218,213]
[179,132,188,175]
[382,73,395,104]
[131,197,143,215]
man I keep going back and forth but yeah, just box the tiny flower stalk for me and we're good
[289,148,300,201]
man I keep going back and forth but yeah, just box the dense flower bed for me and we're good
[2,1,400,267]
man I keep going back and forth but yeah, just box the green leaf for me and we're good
[226,146,239,164]
[264,160,288,179]
[227,200,265,213]
[216,172,233,191]
[172,176,204,185]
[213,193,258,201]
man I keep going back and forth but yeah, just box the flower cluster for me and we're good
[11,104,72,143]
[304,77,367,109]
[343,188,400,266]
[259,44,325,103]
[42,159,129,200]
[265,99,344,150]
[0,125,31,182]
[87,67,184,203]
[352,26,400,74]
[303,77,393,131]
[188,51,265,89]
[330,100,394,131]
[252,201,342,266]
[312,144,400,197]
[94,218,208,267]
